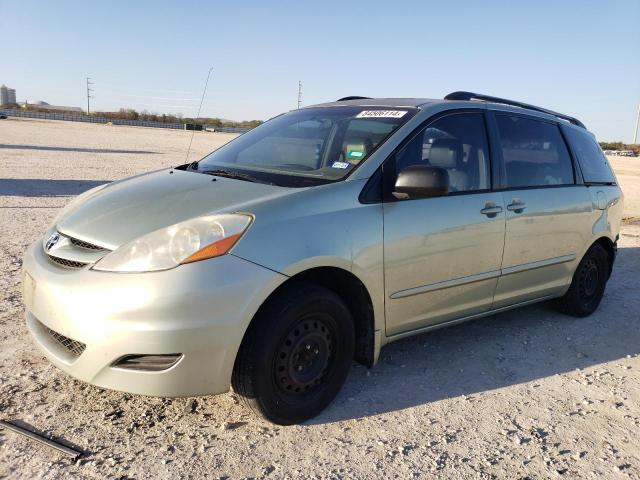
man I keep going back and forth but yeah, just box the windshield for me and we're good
[193,106,416,187]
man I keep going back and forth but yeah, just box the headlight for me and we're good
[93,214,252,272]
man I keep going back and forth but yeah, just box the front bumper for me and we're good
[22,241,286,397]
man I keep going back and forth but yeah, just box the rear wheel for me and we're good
[232,283,354,425]
[557,244,609,317]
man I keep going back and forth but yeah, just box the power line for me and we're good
[86,77,94,114]
[634,102,639,144]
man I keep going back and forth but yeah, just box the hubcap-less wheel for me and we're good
[557,244,609,318]
[580,259,599,299]
[232,283,355,425]
[274,316,333,394]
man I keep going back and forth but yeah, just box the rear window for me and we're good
[495,115,574,188]
[563,127,616,184]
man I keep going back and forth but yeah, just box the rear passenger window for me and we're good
[563,127,616,184]
[496,115,574,188]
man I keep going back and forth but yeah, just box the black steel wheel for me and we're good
[557,243,609,317]
[274,314,334,395]
[232,283,354,425]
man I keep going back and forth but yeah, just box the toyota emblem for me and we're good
[45,232,60,251]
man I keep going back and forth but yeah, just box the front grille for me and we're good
[44,325,86,358]
[47,255,87,269]
[69,237,105,251]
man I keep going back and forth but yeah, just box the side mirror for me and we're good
[393,165,449,200]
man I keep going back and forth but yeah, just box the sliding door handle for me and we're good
[507,201,526,213]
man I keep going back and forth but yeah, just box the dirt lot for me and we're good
[1,118,639,479]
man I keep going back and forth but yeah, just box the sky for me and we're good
[1,0,639,142]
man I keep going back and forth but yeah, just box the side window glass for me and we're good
[395,113,491,193]
[563,127,616,184]
[495,115,574,188]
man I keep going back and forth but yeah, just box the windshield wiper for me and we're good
[201,169,261,183]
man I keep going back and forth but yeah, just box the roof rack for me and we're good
[336,96,372,101]
[444,91,585,129]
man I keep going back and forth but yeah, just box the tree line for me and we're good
[97,108,263,128]
[0,103,262,129]
[599,142,640,155]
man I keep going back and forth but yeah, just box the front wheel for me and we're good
[557,243,609,317]
[232,283,354,425]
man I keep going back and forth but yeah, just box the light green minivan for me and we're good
[23,92,623,424]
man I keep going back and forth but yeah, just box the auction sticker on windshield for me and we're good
[356,110,407,118]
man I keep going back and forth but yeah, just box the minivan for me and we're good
[22,92,623,424]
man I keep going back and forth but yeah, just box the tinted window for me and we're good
[564,127,616,184]
[395,113,490,193]
[496,115,574,188]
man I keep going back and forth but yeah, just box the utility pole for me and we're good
[297,81,302,109]
[634,102,640,144]
[86,77,94,115]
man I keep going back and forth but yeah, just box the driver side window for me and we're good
[394,113,491,193]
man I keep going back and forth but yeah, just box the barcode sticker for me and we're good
[356,110,407,119]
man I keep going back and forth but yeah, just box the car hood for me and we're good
[57,169,293,249]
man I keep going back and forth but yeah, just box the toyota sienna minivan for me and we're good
[22,92,623,424]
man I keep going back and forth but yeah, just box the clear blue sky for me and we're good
[2,0,639,141]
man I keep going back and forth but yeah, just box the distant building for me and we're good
[1,84,17,105]
[21,100,83,113]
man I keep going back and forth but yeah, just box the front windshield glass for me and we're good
[194,106,416,187]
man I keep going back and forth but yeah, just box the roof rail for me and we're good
[336,96,372,101]
[444,91,585,129]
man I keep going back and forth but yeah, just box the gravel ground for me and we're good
[1,118,639,479]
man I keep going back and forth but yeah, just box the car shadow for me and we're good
[0,144,159,154]
[0,179,110,197]
[311,244,640,424]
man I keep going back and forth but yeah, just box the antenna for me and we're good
[297,80,302,109]
[86,77,94,114]
[184,66,214,165]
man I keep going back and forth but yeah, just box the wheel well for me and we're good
[251,267,375,367]
[593,236,616,278]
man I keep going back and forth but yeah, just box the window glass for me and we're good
[495,115,574,188]
[198,107,414,186]
[563,127,616,184]
[394,113,490,193]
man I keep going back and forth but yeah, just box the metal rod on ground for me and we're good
[0,420,83,459]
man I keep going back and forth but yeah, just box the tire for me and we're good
[557,244,609,317]
[232,283,355,425]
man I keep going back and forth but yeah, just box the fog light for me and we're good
[112,354,182,372]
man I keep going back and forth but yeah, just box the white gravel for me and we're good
[1,118,639,479]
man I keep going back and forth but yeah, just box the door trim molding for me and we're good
[501,254,576,276]
[389,269,501,299]
[389,253,576,299]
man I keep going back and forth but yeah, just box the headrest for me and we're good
[429,138,462,169]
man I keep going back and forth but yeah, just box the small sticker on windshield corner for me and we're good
[347,150,364,159]
[331,161,350,169]
[356,110,407,119]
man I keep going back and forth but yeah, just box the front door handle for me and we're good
[480,202,503,218]
[507,199,526,213]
